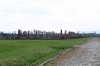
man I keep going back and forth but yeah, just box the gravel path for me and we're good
[53,38,100,66]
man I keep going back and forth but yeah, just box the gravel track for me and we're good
[53,38,100,66]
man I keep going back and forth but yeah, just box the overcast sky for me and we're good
[0,0,100,33]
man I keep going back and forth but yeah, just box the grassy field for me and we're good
[0,38,90,66]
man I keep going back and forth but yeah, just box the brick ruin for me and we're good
[0,29,89,39]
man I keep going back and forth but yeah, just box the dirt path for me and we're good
[45,38,100,66]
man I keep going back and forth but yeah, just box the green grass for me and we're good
[0,38,90,66]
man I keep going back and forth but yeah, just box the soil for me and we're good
[44,38,100,66]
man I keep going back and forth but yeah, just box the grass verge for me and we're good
[0,38,91,66]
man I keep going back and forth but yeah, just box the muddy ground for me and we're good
[45,38,100,66]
